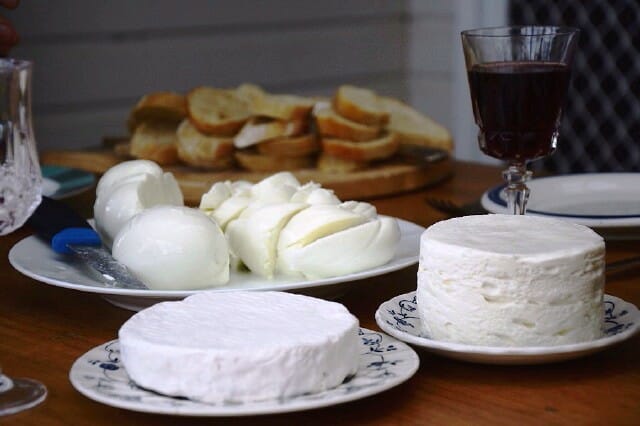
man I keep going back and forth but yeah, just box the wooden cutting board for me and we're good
[41,147,453,205]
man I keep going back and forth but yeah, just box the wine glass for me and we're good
[0,58,47,416]
[461,26,579,214]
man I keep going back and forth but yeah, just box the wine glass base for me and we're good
[0,374,47,416]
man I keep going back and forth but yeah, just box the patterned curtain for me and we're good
[510,0,640,173]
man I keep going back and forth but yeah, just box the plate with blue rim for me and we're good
[480,173,640,228]
[69,328,419,416]
[375,291,639,365]
[42,165,95,199]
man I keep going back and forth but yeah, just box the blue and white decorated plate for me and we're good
[375,292,639,365]
[69,328,419,416]
[481,173,640,228]
[42,165,95,199]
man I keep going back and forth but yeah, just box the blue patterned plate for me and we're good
[69,328,419,416]
[481,173,640,227]
[375,292,639,365]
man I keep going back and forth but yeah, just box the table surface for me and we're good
[1,161,638,425]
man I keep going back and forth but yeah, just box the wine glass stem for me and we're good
[502,163,532,215]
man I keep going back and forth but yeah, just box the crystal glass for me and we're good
[461,26,579,214]
[0,58,47,416]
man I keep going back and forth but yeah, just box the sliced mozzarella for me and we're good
[290,182,341,205]
[277,204,367,249]
[226,202,308,278]
[277,216,400,278]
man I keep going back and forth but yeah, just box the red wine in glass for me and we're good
[467,61,571,164]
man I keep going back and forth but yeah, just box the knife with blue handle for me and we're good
[27,196,148,290]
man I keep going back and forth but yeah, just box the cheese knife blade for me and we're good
[27,196,148,290]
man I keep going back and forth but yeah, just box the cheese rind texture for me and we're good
[118,291,360,403]
[417,214,605,347]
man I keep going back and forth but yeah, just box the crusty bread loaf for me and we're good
[234,118,307,149]
[129,121,180,165]
[314,104,381,142]
[333,85,389,126]
[316,153,367,173]
[235,150,314,172]
[176,119,235,169]
[256,134,319,157]
[127,92,187,132]
[321,131,399,162]
[187,86,251,136]
[379,96,453,152]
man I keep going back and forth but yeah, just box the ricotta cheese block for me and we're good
[417,214,605,347]
[118,291,360,403]
[112,205,229,290]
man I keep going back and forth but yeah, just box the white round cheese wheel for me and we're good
[417,214,605,347]
[118,291,360,403]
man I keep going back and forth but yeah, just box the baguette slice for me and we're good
[250,93,315,121]
[129,121,179,165]
[257,134,319,158]
[234,118,307,149]
[379,96,453,152]
[235,150,314,172]
[235,83,266,104]
[187,86,251,136]
[316,153,367,173]
[321,132,399,162]
[176,119,235,169]
[127,92,187,132]
[314,104,380,142]
[333,85,389,126]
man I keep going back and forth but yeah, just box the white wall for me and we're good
[8,0,506,164]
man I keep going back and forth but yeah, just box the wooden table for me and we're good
[1,161,638,425]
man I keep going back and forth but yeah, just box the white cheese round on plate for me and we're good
[417,214,605,347]
[118,291,360,403]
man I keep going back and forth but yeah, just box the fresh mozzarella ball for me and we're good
[112,206,229,290]
[94,160,183,248]
[96,159,164,198]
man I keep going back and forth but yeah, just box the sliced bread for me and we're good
[129,121,180,165]
[333,85,389,126]
[127,92,187,132]
[256,134,319,158]
[234,118,307,149]
[314,104,380,142]
[379,96,453,152]
[321,131,399,162]
[176,119,235,169]
[187,86,251,136]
